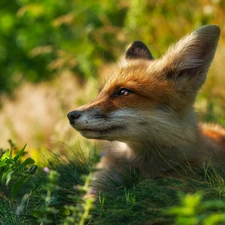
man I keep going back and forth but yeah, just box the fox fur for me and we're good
[67,25,225,190]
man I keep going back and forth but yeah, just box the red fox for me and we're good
[68,25,225,190]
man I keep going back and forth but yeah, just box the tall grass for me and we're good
[1,144,225,225]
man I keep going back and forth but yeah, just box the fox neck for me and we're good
[115,111,203,177]
[125,136,199,161]
[121,137,200,177]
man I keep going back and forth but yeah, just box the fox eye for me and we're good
[119,88,133,96]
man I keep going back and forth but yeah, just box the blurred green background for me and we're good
[1,0,225,94]
[0,0,225,151]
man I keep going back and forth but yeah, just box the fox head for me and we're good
[68,25,220,147]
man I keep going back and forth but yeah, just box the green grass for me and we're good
[1,145,225,225]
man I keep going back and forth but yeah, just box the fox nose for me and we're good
[67,110,81,123]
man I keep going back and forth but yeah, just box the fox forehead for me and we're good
[91,61,181,113]
[102,60,164,94]
[104,60,159,89]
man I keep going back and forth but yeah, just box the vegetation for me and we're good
[1,0,225,95]
[1,144,225,225]
[0,0,225,224]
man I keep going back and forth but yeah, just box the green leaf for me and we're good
[20,157,35,170]
[29,165,38,174]
[6,170,14,185]
[1,167,11,184]
[14,144,27,161]
[0,149,10,160]
[0,158,8,167]
[11,176,28,200]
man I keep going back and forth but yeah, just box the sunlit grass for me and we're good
[1,146,225,225]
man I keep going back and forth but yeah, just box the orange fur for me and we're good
[67,25,225,190]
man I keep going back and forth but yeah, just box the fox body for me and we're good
[68,25,225,190]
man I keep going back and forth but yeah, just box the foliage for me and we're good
[1,145,225,225]
[0,0,126,94]
[0,144,36,200]
[0,145,99,224]
[33,169,60,224]
[0,0,225,95]
[166,192,225,225]
[62,170,96,225]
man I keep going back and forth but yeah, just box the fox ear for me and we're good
[125,41,154,60]
[161,25,220,90]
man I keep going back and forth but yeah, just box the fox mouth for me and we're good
[76,126,122,133]
[74,126,123,139]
